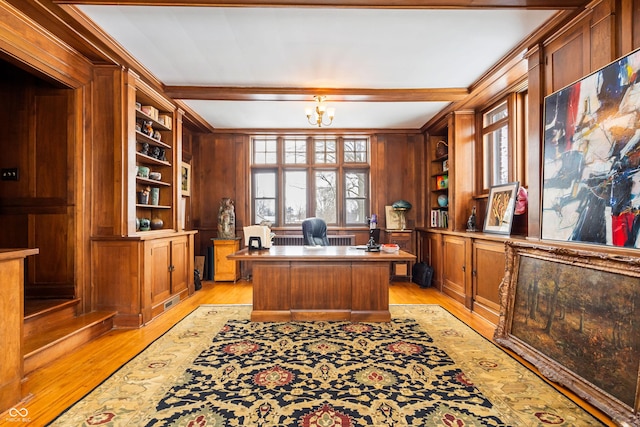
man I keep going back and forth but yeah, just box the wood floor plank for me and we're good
[1,280,615,426]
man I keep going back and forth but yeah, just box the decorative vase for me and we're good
[150,187,160,205]
[150,217,164,230]
[139,218,150,231]
[437,194,448,207]
[136,191,149,205]
[135,217,140,231]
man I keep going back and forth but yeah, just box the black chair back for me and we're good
[302,217,330,246]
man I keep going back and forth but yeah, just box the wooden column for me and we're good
[0,248,38,413]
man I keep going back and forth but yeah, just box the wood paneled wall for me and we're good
[189,132,424,257]
[0,63,76,298]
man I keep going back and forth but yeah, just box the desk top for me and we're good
[0,248,39,262]
[228,245,416,262]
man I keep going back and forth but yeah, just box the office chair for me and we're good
[302,217,330,246]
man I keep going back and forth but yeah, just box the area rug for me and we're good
[49,305,602,426]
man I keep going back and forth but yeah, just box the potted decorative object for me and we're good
[436,140,448,158]
[137,186,151,204]
[150,217,164,230]
[139,218,150,231]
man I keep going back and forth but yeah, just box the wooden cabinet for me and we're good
[420,229,508,324]
[0,249,38,413]
[471,239,505,324]
[93,232,195,328]
[213,238,240,282]
[90,68,195,328]
[442,234,471,307]
[384,230,414,280]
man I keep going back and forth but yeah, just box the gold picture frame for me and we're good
[495,241,640,426]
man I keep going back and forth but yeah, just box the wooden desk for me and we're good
[228,246,415,322]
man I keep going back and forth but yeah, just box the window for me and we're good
[251,136,370,226]
[482,101,509,189]
[478,93,526,193]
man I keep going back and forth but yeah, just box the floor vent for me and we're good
[164,295,180,311]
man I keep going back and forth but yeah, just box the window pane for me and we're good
[284,138,306,164]
[344,138,368,163]
[254,171,276,224]
[253,138,277,164]
[483,125,509,187]
[284,170,307,224]
[315,171,337,223]
[346,199,365,224]
[484,102,508,126]
[314,138,337,164]
[345,171,367,224]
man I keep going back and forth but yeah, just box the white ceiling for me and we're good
[77,5,557,130]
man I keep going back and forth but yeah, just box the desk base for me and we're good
[250,260,391,322]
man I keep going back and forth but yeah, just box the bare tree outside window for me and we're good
[251,136,369,226]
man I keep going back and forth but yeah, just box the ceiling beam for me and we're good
[53,0,585,10]
[164,86,469,102]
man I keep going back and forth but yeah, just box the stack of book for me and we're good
[430,210,448,228]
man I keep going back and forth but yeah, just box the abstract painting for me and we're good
[542,48,640,247]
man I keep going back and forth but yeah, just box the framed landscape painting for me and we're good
[495,242,640,425]
[542,48,640,248]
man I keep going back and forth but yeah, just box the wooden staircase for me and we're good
[23,299,116,374]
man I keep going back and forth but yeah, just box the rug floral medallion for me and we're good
[49,305,602,426]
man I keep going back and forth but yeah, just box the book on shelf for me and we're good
[430,210,448,228]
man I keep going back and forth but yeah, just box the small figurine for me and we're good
[140,142,150,156]
[151,146,161,159]
[142,120,154,136]
[218,198,236,239]
[467,206,477,232]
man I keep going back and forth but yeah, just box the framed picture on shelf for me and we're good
[181,162,191,197]
[385,205,402,230]
[483,181,519,234]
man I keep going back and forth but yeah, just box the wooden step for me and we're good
[24,311,116,375]
[24,299,81,340]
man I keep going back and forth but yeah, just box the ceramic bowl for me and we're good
[381,244,400,253]
[149,171,162,180]
[137,166,150,178]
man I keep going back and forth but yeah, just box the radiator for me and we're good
[273,235,355,246]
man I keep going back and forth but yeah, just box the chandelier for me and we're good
[305,96,335,127]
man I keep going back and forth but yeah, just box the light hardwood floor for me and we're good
[2,281,613,426]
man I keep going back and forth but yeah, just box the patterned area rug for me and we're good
[49,305,602,426]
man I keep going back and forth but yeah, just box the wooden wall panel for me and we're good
[90,66,123,237]
[29,212,73,298]
[35,90,68,199]
[590,0,616,70]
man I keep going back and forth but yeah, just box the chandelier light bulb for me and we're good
[306,95,335,127]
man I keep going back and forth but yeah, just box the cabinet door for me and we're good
[171,236,188,295]
[214,239,240,282]
[442,235,471,307]
[472,240,505,325]
[149,239,171,306]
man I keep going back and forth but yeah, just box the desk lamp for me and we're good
[392,200,412,231]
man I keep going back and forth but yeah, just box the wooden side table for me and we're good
[384,230,415,281]
[212,238,240,282]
